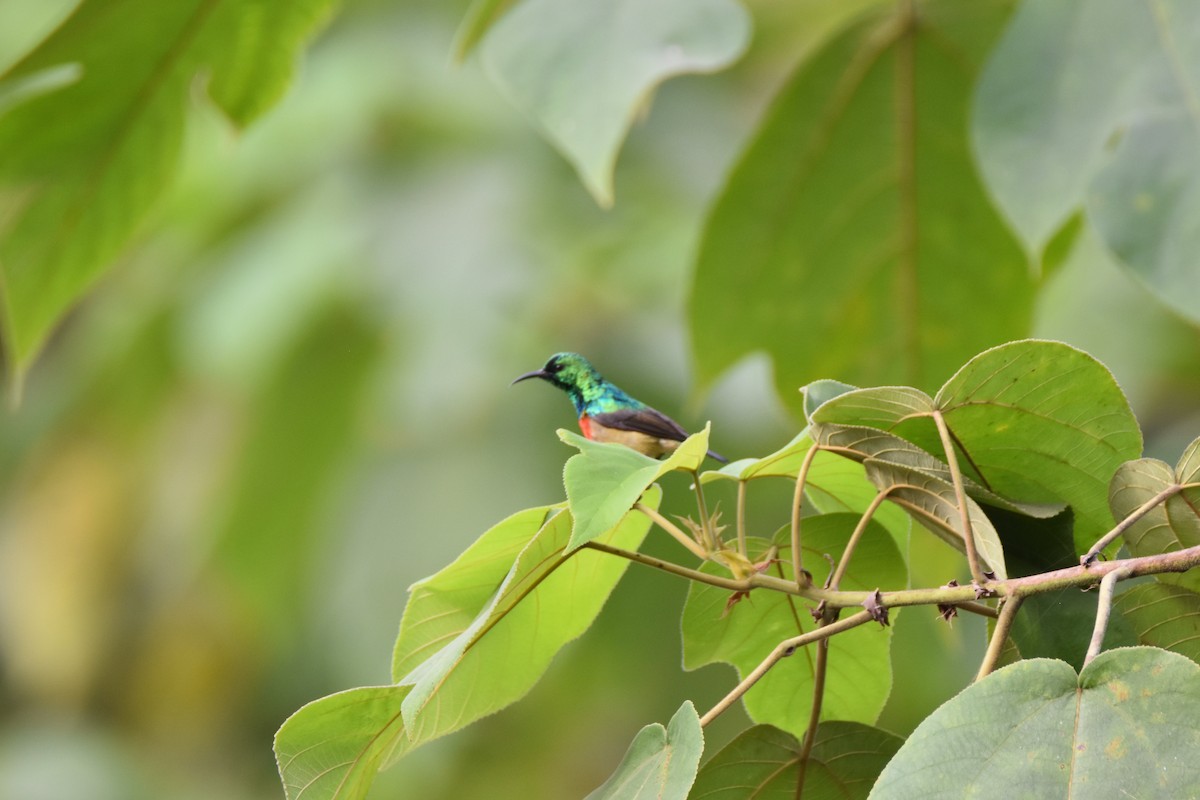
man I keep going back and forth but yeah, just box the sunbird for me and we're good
[513,352,727,463]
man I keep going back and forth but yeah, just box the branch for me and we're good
[1083,566,1134,666]
[932,409,986,585]
[699,609,874,727]
[828,488,892,591]
[691,470,717,551]
[975,594,1023,681]
[795,611,834,795]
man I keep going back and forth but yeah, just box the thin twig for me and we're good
[634,502,707,560]
[699,610,874,727]
[1084,566,1134,666]
[975,594,1024,681]
[736,480,748,557]
[790,445,821,586]
[932,410,986,585]
[1080,483,1200,564]
[692,471,716,551]
[795,613,833,797]
[828,489,892,591]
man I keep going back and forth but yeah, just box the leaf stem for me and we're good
[1083,566,1133,667]
[795,614,833,798]
[975,594,1023,681]
[790,445,820,587]
[736,480,748,558]
[932,409,986,584]
[691,470,716,551]
[699,609,874,727]
[634,502,707,560]
[828,488,892,591]
[1080,483,1200,564]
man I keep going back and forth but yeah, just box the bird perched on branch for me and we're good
[513,352,726,463]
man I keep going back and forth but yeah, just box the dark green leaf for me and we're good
[0,0,338,371]
[1116,582,1200,665]
[691,1,1034,403]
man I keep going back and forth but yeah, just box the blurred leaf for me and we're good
[863,459,1006,580]
[814,340,1143,551]
[560,425,709,550]
[0,0,338,372]
[453,0,516,60]
[584,701,703,800]
[397,487,658,748]
[973,0,1200,322]
[480,0,750,206]
[682,515,904,736]
[390,504,560,680]
[1116,582,1200,665]
[689,721,902,800]
[691,0,1034,405]
[274,685,412,800]
[213,301,382,632]
[1110,438,1200,593]
[869,649,1200,798]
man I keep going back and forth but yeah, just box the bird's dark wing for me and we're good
[591,407,690,442]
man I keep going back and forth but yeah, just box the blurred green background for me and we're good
[1,1,1198,799]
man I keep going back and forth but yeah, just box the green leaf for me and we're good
[690,1,1035,404]
[700,430,814,484]
[689,722,902,800]
[1109,440,1200,593]
[397,488,658,748]
[452,0,516,60]
[870,649,1200,799]
[391,504,560,681]
[814,340,1143,551]
[1116,582,1200,665]
[1010,588,1135,672]
[560,425,709,550]
[802,379,858,422]
[972,0,1200,321]
[0,0,338,372]
[863,459,1006,580]
[682,515,904,736]
[274,686,412,800]
[479,0,750,206]
[585,701,704,800]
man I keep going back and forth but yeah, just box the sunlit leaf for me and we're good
[480,0,750,206]
[689,722,902,800]
[274,686,412,800]
[397,488,658,747]
[560,425,708,550]
[691,1,1035,405]
[0,0,338,372]
[585,701,703,800]
[973,0,1200,322]
[682,515,904,736]
[869,649,1200,798]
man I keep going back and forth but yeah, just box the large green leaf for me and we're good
[689,722,902,800]
[972,0,1200,322]
[479,0,749,206]
[870,649,1200,798]
[0,0,338,372]
[1109,437,1200,593]
[397,488,658,747]
[560,426,709,550]
[585,702,704,800]
[682,515,904,736]
[274,686,412,800]
[1116,582,1200,665]
[690,0,1035,404]
[814,340,1143,551]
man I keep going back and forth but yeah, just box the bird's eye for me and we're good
[546,360,562,373]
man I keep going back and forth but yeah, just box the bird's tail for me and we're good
[706,449,728,464]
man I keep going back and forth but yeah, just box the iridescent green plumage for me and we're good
[513,352,726,462]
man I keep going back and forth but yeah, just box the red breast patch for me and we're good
[578,415,594,440]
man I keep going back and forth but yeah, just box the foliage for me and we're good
[3,1,1200,799]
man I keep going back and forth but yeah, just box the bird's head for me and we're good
[512,353,608,413]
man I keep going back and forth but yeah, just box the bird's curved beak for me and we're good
[511,369,549,386]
